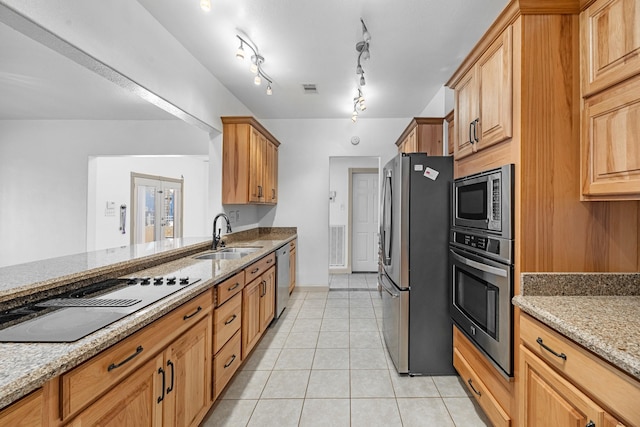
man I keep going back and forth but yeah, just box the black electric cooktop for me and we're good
[0,276,200,343]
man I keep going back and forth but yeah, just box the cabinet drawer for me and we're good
[244,252,275,283]
[213,330,242,399]
[454,347,510,427]
[216,271,245,307]
[61,291,212,419]
[213,292,242,353]
[520,314,640,425]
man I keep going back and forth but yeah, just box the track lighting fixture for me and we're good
[351,19,371,120]
[352,88,366,123]
[200,0,211,12]
[235,33,274,95]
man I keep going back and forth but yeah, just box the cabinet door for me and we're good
[67,355,164,427]
[248,128,266,203]
[0,389,43,427]
[477,26,512,150]
[242,278,262,359]
[260,266,276,332]
[163,317,211,427]
[520,346,604,427]
[582,74,640,199]
[581,0,640,96]
[455,68,478,160]
[447,116,455,156]
[289,246,296,294]
[265,141,278,204]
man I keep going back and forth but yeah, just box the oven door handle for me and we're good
[450,250,508,277]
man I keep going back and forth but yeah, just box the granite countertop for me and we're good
[513,273,640,382]
[0,227,296,410]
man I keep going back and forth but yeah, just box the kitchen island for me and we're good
[513,273,640,426]
[0,227,296,414]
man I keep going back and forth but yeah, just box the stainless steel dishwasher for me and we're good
[275,244,290,318]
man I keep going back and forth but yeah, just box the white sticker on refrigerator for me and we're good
[414,164,424,171]
[424,167,439,180]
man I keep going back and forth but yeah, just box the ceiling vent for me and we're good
[302,84,318,94]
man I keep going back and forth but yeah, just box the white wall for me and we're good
[0,119,209,267]
[88,155,209,251]
[259,118,404,287]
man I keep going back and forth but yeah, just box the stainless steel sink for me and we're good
[219,247,261,253]
[194,246,262,260]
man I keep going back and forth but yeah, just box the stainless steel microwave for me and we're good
[453,164,514,239]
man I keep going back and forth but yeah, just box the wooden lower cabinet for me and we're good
[241,276,262,359]
[68,316,211,427]
[0,389,44,427]
[67,355,164,426]
[453,326,512,427]
[242,265,275,359]
[259,266,275,331]
[520,345,605,427]
[163,316,211,427]
[519,313,640,426]
[288,240,297,294]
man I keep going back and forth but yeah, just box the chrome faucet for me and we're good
[212,213,232,250]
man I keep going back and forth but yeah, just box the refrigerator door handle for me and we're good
[381,170,393,266]
[379,273,400,298]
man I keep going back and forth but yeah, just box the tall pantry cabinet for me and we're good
[446,0,640,425]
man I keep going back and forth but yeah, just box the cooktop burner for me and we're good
[0,275,201,343]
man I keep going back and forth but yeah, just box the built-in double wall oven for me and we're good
[450,164,515,378]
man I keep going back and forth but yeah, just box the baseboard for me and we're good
[292,285,330,292]
[329,267,350,274]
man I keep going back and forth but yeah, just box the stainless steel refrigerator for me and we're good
[378,153,455,375]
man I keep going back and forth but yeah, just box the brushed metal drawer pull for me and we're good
[183,306,202,320]
[251,267,260,274]
[224,314,237,325]
[224,354,237,369]
[228,282,240,291]
[467,379,481,396]
[536,337,567,360]
[107,345,144,372]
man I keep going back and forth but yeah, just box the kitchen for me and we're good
[1,0,639,426]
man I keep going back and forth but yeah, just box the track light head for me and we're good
[360,75,366,86]
[254,75,262,86]
[236,42,245,60]
[200,0,211,12]
[361,19,371,43]
[266,84,273,95]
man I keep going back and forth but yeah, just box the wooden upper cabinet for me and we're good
[395,118,444,155]
[445,110,455,156]
[222,117,280,205]
[581,76,640,198]
[580,0,640,200]
[453,26,513,160]
[581,0,640,96]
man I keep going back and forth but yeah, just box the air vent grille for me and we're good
[302,84,318,94]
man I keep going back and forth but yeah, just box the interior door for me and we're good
[133,175,183,244]
[352,172,379,272]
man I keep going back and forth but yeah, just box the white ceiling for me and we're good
[0,1,509,121]
[138,0,509,119]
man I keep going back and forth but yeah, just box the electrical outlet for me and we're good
[235,210,240,222]
[229,211,236,222]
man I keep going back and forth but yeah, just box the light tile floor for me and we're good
[201,283,491,427]
[329,273,379,290]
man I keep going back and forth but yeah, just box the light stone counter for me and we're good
[0,227,296,410]
[513,273,640,382]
